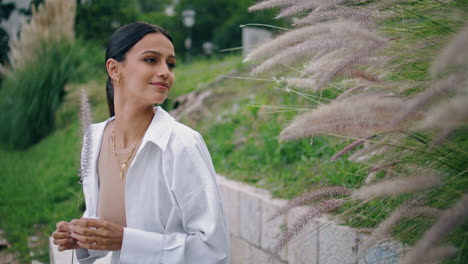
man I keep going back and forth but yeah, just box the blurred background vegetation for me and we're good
[0,0,466,263]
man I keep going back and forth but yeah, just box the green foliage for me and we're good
[0,41,80,149]
[137,0,171,13]
[75,0,139,46]
[0,0,16,65]
[0,119,83,263]
[140,0,285,59]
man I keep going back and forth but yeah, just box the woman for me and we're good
[51,22,230,263]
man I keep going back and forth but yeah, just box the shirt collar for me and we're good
[102,106,175,151]
[142,106,175,151]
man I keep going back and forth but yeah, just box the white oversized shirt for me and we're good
[76,106,230,264]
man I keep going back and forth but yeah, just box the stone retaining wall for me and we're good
[50,175,402,263]
[217,175,402,264]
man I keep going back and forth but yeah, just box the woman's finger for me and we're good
[71,218,106,229]
[53,238,75,246]
[71,232,102,245]
[52,231,71,240]
[71,225,104,237]
[58,243,78,252]
[56,221,70,232]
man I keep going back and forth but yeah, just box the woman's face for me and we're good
[116,32,176,106]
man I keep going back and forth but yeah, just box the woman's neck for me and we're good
[112,103,155,149]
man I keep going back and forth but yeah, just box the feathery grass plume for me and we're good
[244,21,340,63]
[359,204,440,258]
[316,44,385,88]
[423,246,457,264]
[394,71,468,124]
[279,95,406,141]
[342,69,378,82]
[294,7,373,25]
[430,24,468,76]
[400,194,468,264]
[249,0,307,12]
[271,199,344,257]
[418,95,468,144]
[336,85,367,100]
[79,88,93,183]
[331,135,376,161]
[4,0,76,72]
[251,38,349,75]
[267,186,350,222]
[348,142,391,162]
[365,170,379,185]
[303,54,389,89]
[284,77,318,90]
[274,0,349,19]
[351,173,441,200]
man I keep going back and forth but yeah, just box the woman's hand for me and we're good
[52,221,79,251]
[70,218,124,251]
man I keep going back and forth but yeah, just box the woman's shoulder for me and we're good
[169,121,205,150]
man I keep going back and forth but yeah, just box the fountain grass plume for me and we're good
[400,194,468,264]
[251,38,349,75]
[248,0,304,12]
[79,88,93,183]
[4,0,76,73]
[394,71,467,125]
[244,22,341,63]
[271,199,344,257]
[351,173,441,200]
[331,135,376,161]
[267,186,350,222]
[430,23,468,76]
[279,95,406,141]
[294,7,373,25]
[358,204,440,259]
[419,94,468,144]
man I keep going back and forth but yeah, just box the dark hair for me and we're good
[105,22,173,117]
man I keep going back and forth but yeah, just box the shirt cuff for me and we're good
[75,248,109,263]
[120,227,164,264]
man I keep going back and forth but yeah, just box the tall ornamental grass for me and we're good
[246,0,467,263]
[0,41,79,149]
[0,0,77,149]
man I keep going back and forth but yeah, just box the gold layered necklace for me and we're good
[111,123,144,179]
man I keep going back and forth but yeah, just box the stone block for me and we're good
[219,184,240,236]
[239,189,261,246]
[318,216,357,264]
[246,244,285,264]
[357,236,402,264]
[230,234,249,264]
[261,197,288,261]
[287,206,319,264]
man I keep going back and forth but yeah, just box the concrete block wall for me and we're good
[217,175,403,264]
[50,175,402,263]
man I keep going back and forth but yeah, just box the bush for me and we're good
[0,41,79,149]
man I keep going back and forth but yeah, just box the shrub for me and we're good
[0,41,79,149]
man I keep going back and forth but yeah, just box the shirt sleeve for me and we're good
[119,132,230,264]
[75,210,111,263]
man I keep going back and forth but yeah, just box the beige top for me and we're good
[97,120,142,227]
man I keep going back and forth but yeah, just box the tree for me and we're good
[75,0,139,46]
[0,0,16,65]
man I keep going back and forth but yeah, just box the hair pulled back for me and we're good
[105,22,173,117]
